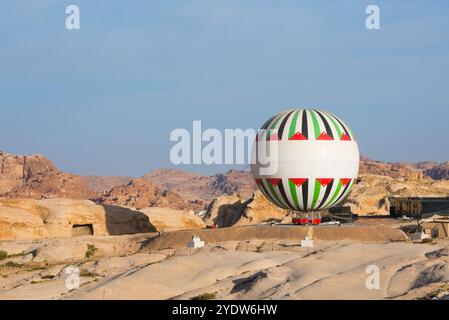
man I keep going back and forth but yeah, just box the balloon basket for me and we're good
[290,210,321,225]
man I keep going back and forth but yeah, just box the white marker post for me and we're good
[301,236,314,248]
[188,235,205,249]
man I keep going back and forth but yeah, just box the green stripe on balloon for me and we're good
[259,184,282,209]
[288,110,300,139]
[270,113,283,129]
[266,180,286,209]
[324,179,343,208]
[311,179,321,210]
[263,113,282,140]
[277,179,296,210]
[332,179,352,207]
[260,180,284,208]
[329,113,353,141]
[288,179,301,210]
[272,182,291,209]
[267,113,284,140]
[339,180,354,204]
[324,112,342,140]
[309,110,321,140]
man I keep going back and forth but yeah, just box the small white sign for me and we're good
[300,237,314,248]
[188,236,205,248]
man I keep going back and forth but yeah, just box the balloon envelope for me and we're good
[251,108,359,211]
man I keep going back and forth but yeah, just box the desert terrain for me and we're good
[1,228,449,300]
[1,150,449,300]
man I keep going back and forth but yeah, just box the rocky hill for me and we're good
[94,178,191,210]
[0,151,94,199]
[359,156,424,180]
[144,168,211,203]
[144,168,255,203]
[412,161,440,171]
[345,174,449,215]
[81,176,133,193]
[423,162,449,180]
[0,198,154,240]
[359,157,449,181]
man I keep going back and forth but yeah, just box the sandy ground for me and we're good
[1,228,449,300]
[141,224,408,251]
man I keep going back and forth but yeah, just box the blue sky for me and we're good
[1,0,448,176]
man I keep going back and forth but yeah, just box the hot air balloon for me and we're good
[251,108,359,224]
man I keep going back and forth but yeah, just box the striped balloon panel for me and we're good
[257,109,355,142]
[255,177,354,211]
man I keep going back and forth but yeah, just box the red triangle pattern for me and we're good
[267,178,282,186]
[340,133,351,141]
[317,178,334,187]
[340,178,351,186]
[255,178,262,185]
[289,178,307,187]
[289,132,307,140]
[317,132,334,140]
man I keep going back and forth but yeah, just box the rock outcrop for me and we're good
[209,170,255,200]
[359,156,424,180]
[0,198,155,240]
[204,195,248,228]
[144,168,211,202]
[144,168,256,203]
[344,174,449,215]
[204,191,288,228]
[359,157,449,181]
[140,207,206,232]
[81,176,133,194]
[0,152,93,199]
[95,178,188,210]
[424,162,449,180]
[241,190,288,225]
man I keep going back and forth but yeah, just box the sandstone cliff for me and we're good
[204,191,288,228]
[0,152,93,199]
[344,174,449,215]
[140,207,206,232]
[0,198,154,240]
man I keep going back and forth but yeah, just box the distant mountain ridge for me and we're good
[144,168,255,202]
[423,162,449,180]
[81,175,133,193]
